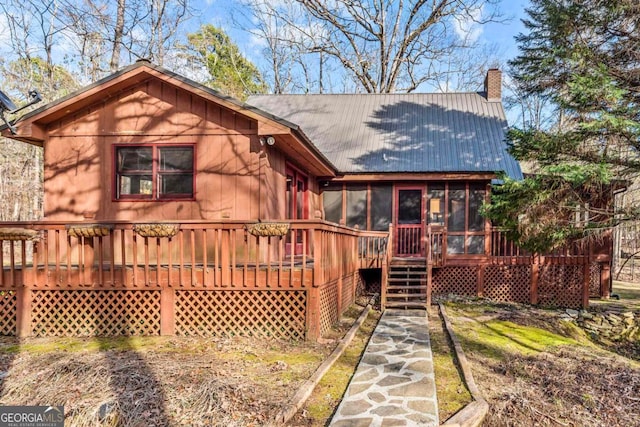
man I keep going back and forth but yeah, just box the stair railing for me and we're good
[381,223,393,311]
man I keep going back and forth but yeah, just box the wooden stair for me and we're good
[384,258,430,310]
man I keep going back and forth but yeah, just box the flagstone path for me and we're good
[329,309,438,426]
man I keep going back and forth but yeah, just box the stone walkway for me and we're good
[329,309,438,426]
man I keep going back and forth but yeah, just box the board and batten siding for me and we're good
[41,78,319,222]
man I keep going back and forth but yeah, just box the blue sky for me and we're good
[190,0,531,77]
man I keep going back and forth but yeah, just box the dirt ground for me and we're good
[444,297,640,427]
[2,287,639,427]
[0,303,368,427]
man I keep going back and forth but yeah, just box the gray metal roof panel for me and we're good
[247,93,523,179]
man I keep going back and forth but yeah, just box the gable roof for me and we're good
[1,60,337,177]
[247,93,523,179]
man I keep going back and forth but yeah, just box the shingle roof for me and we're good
[247,93,523,179]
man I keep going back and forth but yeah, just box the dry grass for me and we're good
[0,318,362,426]
[444,300,640,427]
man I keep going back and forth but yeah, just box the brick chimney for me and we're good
[484,68,502,101]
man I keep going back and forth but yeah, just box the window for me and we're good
[370,185,392,231]
[346,185,367,229]
[440,182,487,255]
[115,145,194,200]
[427,183,445,225]
[322,183,393,231]
[323,185,343,224]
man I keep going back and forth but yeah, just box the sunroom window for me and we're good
[115,145,194,200]
[444,183,487,255]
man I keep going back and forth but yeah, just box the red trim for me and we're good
[394,185,425,257]
[112,143,196,202]
[285,163,309,220]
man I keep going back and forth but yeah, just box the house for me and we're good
[0,60,613,340]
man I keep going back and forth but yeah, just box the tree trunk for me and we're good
[110,0,126,71]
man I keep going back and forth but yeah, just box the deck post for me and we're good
[160,287,175,336]
[600,262,611,299]
[582,261,591,308]
[381,260,388,311]
[336,235,344,316]
[477,265,485,297]
[306,286,321,341]
[306,228,325,341]
[16,286,32,337]
[83,237,95,285]
[426,262,432,308]
[531,255,539,305]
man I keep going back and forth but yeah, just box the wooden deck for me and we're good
[0,220,613,339]
[0,220,388,340]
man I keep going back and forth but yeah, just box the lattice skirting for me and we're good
[319,281,339,337]
[433,266,478,296]
[484,265,532,304]
[538,265,583,309]
[0,290,17,336]
[174,290,306,340]
[31,290,161,337]
[589,262,602,298]
[355,273,365,297]
[341,275,355,310]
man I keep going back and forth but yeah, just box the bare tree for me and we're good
[111,0,126,71]
[503,67,557,132]
[57,0,193,72]
[238,0,503,93]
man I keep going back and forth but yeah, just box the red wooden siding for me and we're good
[41,79,320,222]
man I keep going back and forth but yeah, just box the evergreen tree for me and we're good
[184,25,267,100]
[484,0,640,252]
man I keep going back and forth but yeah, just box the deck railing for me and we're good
[394,224,423,257]
[357,231,388,269]
[0,220,388,290]
[426,225,445,267]
[490,228,531,264]
[490,227,594,265]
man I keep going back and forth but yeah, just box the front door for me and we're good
[285,166,308,255]
[395,187,424,257]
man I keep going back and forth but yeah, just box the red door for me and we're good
[394,187,425,257]
[285,166,308,255]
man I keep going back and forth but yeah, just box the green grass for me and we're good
[302,310,379,424]
[612,281,640,308]
[428,308,472,420]
[445,303,581,360]
[589,281,640,311]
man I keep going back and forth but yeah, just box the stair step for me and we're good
[389,275,427,280]
[389,272,427,276]
[385,301,428,309]
[387,285,427,291]
[385,294,426,300]
[388,277,425,282]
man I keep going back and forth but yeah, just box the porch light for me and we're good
[260,135,276,146]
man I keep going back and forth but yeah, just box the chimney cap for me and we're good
[484,68,502,102]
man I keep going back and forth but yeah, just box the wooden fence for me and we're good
[0,220,388,340]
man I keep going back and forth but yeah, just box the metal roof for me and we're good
[247,93,523,179]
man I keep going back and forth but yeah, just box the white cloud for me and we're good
[249,33,268,48]
[453,5,484,44]
[0,14,11,45]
